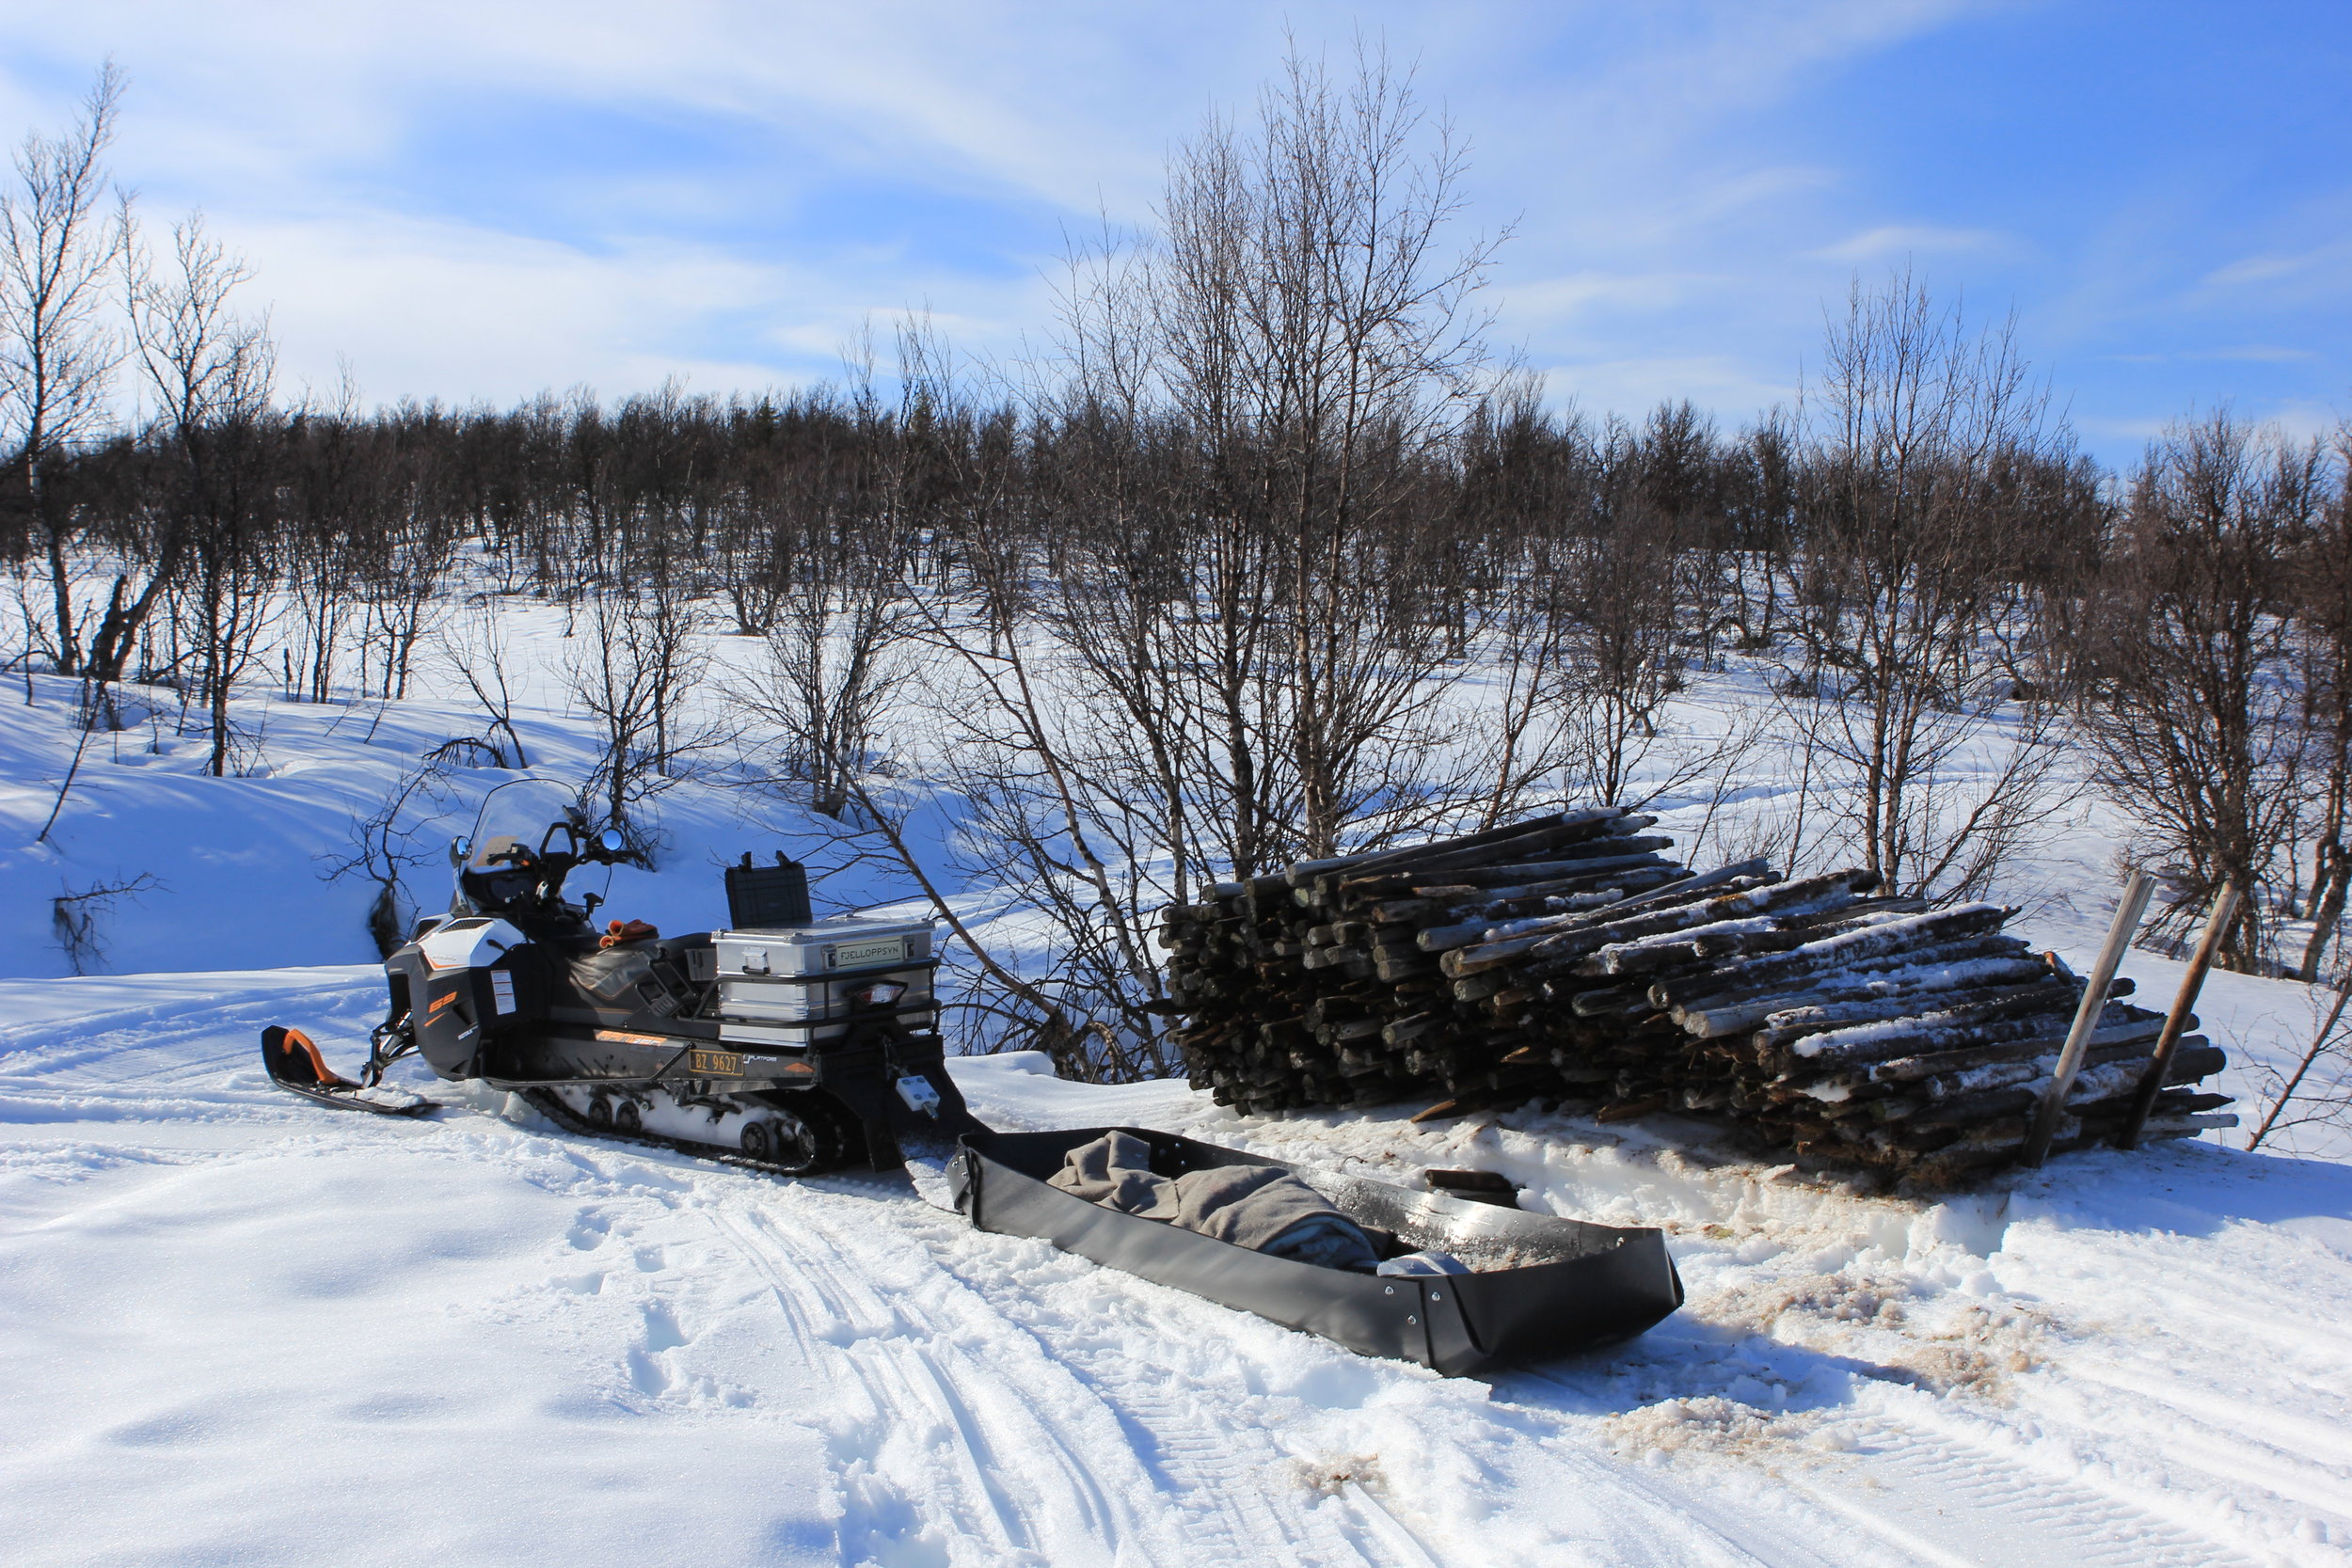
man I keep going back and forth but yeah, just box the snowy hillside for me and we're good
[0,601,946,978]
[2,612,2349,1566]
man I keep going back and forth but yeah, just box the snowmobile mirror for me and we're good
[598,829,626,855]
[450,834,472,866]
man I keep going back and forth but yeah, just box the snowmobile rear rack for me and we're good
[950,1126,1682,1375]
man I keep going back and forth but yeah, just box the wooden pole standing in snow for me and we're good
[2115,880,2240,1150]
[2024,870,2154,1166]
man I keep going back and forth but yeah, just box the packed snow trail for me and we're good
[1,970,2345,1566]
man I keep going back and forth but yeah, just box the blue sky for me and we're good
[2,0,2344,466]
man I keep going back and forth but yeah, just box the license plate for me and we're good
[688,1050,742,1075]
[829,938,907,970]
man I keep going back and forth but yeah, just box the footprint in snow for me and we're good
[626,1302,689,1396]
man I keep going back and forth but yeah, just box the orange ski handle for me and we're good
[267,1025,359,1089]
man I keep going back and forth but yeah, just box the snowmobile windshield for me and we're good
[467,779,586,870]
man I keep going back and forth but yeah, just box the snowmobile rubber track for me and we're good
[516,1085,874,1180]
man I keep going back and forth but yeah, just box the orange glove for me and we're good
[598,918,660,948]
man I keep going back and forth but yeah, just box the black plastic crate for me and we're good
[725,852,811,929]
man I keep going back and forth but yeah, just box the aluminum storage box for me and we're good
[712,915,937,1049]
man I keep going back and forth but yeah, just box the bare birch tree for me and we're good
[1783,273,2073,900]
[124,212,278,776]
[0,63,123,679]
[2084,411,2322,965]
[568,572,721,851]
[2292,425,2352,979]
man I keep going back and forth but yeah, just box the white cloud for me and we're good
[2074,414,2172,445]
[2079,398,2344,450]
[205,205,1059,408]
[0,0,2007,426]
[2198,344,2321,364]
[2201,239,2352,293]
[2261,398,2345,443]
[216,211,789,406]
[1504,270,1721,323]
[1807,224,2014,263]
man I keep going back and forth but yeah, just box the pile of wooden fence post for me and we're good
[1157,811,2238,1183]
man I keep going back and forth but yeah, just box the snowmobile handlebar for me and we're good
[457,821,644,923]
[474,822,638,872]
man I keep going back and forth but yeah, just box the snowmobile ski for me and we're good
[260,1025,435,1117]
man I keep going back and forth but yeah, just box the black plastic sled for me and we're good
[261,1026,434,1117]
[949,1127,1682,1376]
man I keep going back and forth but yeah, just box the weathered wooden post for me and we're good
[2024,870,2154,1167]
[2115,880,2241,1150]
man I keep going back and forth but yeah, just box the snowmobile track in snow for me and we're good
[1496,1365,2265,1568]
[874,1192,1447,1568]
[1780,1417,2262,1568]
[701,1179,1189,1565]
[506,1079,1748,1564]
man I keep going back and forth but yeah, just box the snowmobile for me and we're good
[262,775,985,1174]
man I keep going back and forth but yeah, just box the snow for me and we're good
[4,603,2351,1563]
[4,977,2348,1565]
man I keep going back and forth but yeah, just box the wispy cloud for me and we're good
[2074,414,2174,444]
[1807,224,2014,263]
[1504,270,1721,323]
[2199,344,2321,363]
[2201,238,2352,294]
[217,202,1061,409]
[2,0,1979,411]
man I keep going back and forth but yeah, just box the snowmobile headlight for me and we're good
[848,980,907,1008]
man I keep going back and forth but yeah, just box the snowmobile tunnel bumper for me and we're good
[950,1126,1682,1376]
[810,1038,991,1167]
